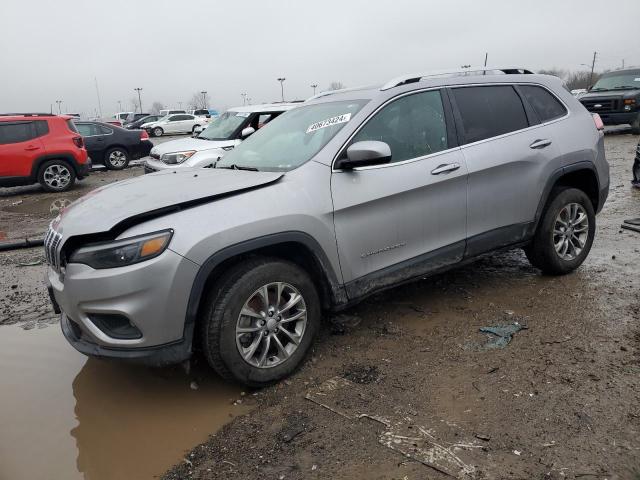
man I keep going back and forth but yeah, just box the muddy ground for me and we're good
[0,132,639,480]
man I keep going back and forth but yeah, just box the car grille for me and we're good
[580,98,619,113]
[44,227,63,272]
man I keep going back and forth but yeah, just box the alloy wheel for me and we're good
[553,202,589,261]
[235,282,307,369]
[108,150,127,168]
[43,164,71,190]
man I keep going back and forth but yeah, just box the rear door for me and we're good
[75,123,105,161]
[331,89,468,298]
[449,84,560,255]
[0,121,45,177]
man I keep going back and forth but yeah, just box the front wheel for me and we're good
[200,258,321,387]
[153,127,163,137]
[524,187,596,275]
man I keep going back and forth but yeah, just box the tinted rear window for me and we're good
[67,120,79,133]
[519,85,567,122]
[0,122,36,144]
[452,85,529,144]
[34,120,49,137]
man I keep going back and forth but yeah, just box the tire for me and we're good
[200,257,321,387]
[104,147,129,170]
[631,114,640,135]
[192,125,200,133]
[153,127,163,137]
[38,159,76,192]
[524,187,596,275]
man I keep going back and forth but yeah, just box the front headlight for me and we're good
[69,230,173,269]
[161,150,196,164]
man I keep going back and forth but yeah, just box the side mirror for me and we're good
[335,141,392,170]
[241,126,255,138]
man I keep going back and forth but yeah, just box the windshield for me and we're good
[198,111,251,140]
[591,73,640,91]
[216,100,367,172]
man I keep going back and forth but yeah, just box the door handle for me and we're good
[24,145,40,151]
[529,139,552,149]
[431,163,460,175]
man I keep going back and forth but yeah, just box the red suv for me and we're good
[0,114,90,192]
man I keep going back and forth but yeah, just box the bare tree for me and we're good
[188,92,211,110]
[129,97,140,113]
[566,71,602,90]
[327,81,345,91]
[150,102,164,114]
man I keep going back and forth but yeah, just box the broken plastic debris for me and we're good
[479,323,527,349]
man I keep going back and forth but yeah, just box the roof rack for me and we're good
[380,67,534,91]
[306,84,378,102]
[0,113,56,117]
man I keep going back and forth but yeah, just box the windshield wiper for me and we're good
[217,164,259,171]
[611,86,637,90]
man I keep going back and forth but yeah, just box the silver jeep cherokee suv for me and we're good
[46,67,609,386]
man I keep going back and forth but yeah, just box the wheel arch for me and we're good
[533,162,601,232]
[184,232,346,350]
[30,154,80,179]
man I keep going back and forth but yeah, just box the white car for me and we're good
[141,114,207,137]
[143,103,298,172]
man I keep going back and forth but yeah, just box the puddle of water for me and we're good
[2,195,80,217]
[0,325,247,480]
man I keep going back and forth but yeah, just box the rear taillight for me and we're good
[140,130,149,140]
[592,113,604,131]
[72,136,84,148]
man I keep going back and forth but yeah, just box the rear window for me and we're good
[34,120,49,137]
[66,120,79,133]
[0,122,36,144]
[519,85,567,122]
[452,85,529,144]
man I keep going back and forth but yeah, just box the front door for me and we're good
[331,89,468,299]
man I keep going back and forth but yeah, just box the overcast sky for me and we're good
[1,0,638,117]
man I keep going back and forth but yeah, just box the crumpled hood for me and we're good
[53,168,283,238]
[150,138,236,157]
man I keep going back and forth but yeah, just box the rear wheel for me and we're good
[38,160,76,192]
[200,258,321,387]
[153,127,163,137]
[524,187,595,275]
[104,147,129,170]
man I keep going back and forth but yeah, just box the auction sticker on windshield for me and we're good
[306,113,351,134]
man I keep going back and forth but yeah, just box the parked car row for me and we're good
[0,113,152,191]
[44,67,610,387]
[144,103,297,172]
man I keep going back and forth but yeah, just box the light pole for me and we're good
[134,88,143,113]
[55,100,62,114]
[310,84,318,95]
[201,91,208,109]
[178,101,182,109]
[117,100,122,112]
[241,93,247,105]
[277,77,286,102]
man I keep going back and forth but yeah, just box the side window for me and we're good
[168,116,179,122]
[519,85,567,122]
[99,125,113,135]
[75,123,96,136]
[174,115,191,121]
[351,90,448,163]
[0,122,37,144]
[452,85,529,144]
[34,121,49,137]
